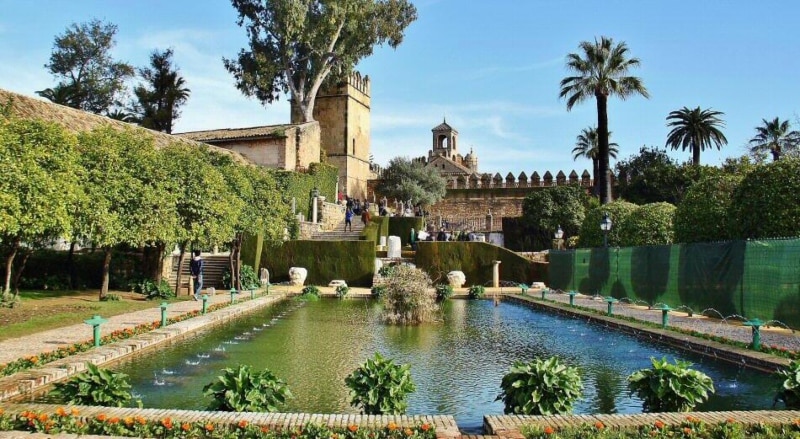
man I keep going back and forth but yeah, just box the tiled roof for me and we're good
[0,88,250,164]
[431,121,457,133]
[176,124,295,142]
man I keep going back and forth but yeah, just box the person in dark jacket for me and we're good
[189,249,203,300]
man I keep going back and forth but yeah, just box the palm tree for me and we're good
[132,49,191,134]
[560,36,649,204]
[665,107,728,166]
[571,127,619,196]
[749,117,800,161]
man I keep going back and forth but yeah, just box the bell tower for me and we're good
[430,118,458,160]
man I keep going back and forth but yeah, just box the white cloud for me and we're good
[464,56,563,80]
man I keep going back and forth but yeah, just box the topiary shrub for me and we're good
[674,175,742,243]
[203,364,291,412]
[381,264,438,325]
[344,352,416,415]
[578,201,637,248]
[468,284,485,299]
[300,285,320,299]
[617,202,676,247]
[496,357,583,415]
[627,357,715,412]
[728,158,800,239]
[335,284,349,298]
[775,360,800,409]
[49,363,134,407]
[435,284,453,302]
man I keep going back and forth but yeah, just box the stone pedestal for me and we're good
[288,267,308,286]
[379,236,387,247]
[312,196,319,223]
[374,258,383,273]
[492,260,501,288]
[447,271,466,288]
[387,236,402,258]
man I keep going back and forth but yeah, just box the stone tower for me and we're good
[431,119,458,160]
[291,72,371,199]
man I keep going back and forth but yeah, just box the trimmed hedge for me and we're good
[415,241,547,286]
[618,202,676,247]
[360,216,389,245]
[260,240,375,287]
[271,162,338,219]
[579,201,637,248]
[388,217,425,246]
[728,158,800,239]
[675,174,741,243]
[7,249,144,290]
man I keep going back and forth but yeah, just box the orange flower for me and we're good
[543,426,555,435]
[404,428,413,436]
[96,414,107,422]
[76,421,85,428]
[348,424,359,432]
[56,407,67,417]
[29,356,39,364]
[205,423,215,432]
[124,417,134,427]
[388,421,398,431]
[684,427,692,435]
[162,417,173,430]
[136,416,147,425]
[654,420,665,429]
[71,408,79,416]
[238,420,249,429]
[37,413,48,422]
[181,423,192,432]
[594,421,604,430]
[109,417,120,424]
[686,415,699,423]
[420,423,430,432]
[726,418,735,424]
[261,426,270,433]
[23,411,36,420]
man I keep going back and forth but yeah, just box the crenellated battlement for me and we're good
[444,169,594,189]
[346,71,370,96]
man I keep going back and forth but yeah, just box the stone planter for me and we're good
[288,267,308,286]
[447,271,466,288]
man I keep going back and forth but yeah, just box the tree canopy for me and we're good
[521,185,592,249]
[224,0,417,122]
[37,19,134,115]
[665,106,727,166]
[560,36,649,204]
[571,126,619,196]
[131,49,191,134]
[374,157,446,207]
[748,117,800,162]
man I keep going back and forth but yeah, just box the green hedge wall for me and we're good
[360,216,389,245]
[260,240,375,287]
[6,249,144,290]
[415,242,548,286]
[240,233,263,272]
[388,217,425,246]
[271,162,338,219]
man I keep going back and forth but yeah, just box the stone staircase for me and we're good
[167,254,230,294]
[310,218,366,240]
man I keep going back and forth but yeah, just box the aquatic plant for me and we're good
[628,357,714,412]
[497,357,583,415]
[345,352,416,415]
[49,362,134,407]
[203,364,291,412]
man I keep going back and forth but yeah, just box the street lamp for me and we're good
[600,212,612,247]
[311,187,319,199]
[553,225,564,250]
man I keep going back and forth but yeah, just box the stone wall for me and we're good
[320,200,345,231]
[298,221,321,239]
[224,137,288,168]
[292,122,321,170]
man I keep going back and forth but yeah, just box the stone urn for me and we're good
[447,271,466,288]
[288,267,308,286]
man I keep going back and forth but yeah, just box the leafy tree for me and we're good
[374,157,446,208]
[37,19,134,115]
[674,174,742,243]
[571,126,619,196]
[728,158,800,239]
[560,36,649,204]
[521,185,591,250]
[0,117,81,297]
[665,106,728,166]
[131,48,190,134]
[617,202,676,246]
[578,201,637,248]
[748,117,800,162]
[224,0,417,122]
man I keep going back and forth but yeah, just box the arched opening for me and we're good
[437,134,449,150]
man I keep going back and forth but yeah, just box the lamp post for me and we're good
[600,213,612,247]
[553,225,564,250]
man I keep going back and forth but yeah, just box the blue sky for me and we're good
[1,1,798,176]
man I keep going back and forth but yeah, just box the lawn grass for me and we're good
[0,290,192,342]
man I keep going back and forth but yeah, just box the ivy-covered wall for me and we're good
[389,217,425,246]
[271,162,338,219]
[260,240,375,287]
[415,242,547,286]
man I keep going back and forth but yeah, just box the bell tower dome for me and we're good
[430,118,458,160]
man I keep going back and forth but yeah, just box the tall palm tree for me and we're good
[132,49,191,134]
[571,126,619,196]
[749,117,800,161]
[560,36,649,204]
[665,106,728,166]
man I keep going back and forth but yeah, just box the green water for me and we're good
[109,298,778,432]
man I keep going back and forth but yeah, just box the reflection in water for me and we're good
[103,299,776,433]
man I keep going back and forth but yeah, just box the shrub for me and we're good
[728,158,800,239]
[344,352,416,415]
[468,284,484,299]
[203,365,291,412]
[335,284,349,298]
[131,278,174,300]
[578,201,637,248]
[628,357,715,412]
[497,357,583,415]
[381,264,438,325]
[222,264,261,290]
[617,202,676,247]
[378,265,395,277]
[775,359,800,408]
[99,293,121,302]
[371,285,387,298]
[49,362,134,407]
[435,284,453,302]
[674,174,741,243]
[301,285,320,297]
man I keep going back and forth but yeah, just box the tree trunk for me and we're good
[592,158,600,197]
[100,247,112,299]
[235,233,243,291]
[3,238,20,296]
[66,239,77,290]
[12,249,31,299]
[174,242,187,296]
[595,93,612,204]
[692,140,701,166]
[228,244,236,290]
[154,242,166,283]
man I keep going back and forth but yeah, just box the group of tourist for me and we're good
[342,195,371,231]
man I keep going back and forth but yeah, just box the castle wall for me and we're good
[293,122,321,170]
[217,138,288,169]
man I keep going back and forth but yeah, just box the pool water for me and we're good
[107,299,778,432]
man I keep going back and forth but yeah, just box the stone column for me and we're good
[492,260,501,288]
[485,211,493,232]
[312,196,319,223]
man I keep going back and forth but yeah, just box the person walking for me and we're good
[190,249,203,300]
[361,208,371,226]
[345,208,353,231]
